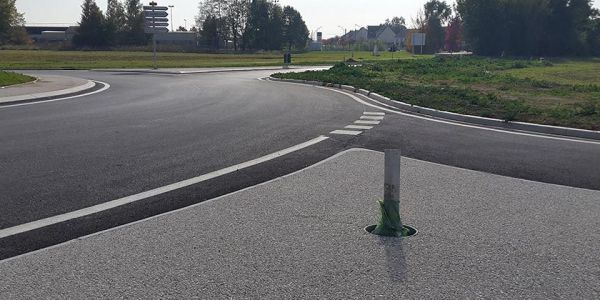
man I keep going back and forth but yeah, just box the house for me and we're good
[368,25,407,48]
[342,25,407,49]
[342,27,368,42]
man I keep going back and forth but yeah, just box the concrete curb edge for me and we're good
[267,77,600,141]
[0,80,96,104]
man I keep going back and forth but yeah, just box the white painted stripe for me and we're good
[345,125,373,130]
[330,130,362,136]
[0,136,330,239]
[355,120,381,125]
[316,86,600,146]
[363,112,385,116]
[360,116,385,120]
[0,81,110,109]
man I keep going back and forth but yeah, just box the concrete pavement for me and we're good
[1,149,598,299]
[0,74,94,104]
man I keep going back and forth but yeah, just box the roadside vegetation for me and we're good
[0,50,427,69]
[0,71,34,87]
[272,57,600,130]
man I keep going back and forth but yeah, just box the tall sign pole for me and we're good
[144,3,169,70]
[151,2,157,69]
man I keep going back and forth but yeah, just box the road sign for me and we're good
[412,33,426,46]
[144,11,168,18]
[143,6,168,11]
[145,17,169,23]
[145,22,169,27]
[145,27,169,34]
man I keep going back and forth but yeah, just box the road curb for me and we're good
[268,77,600,141]
[0,80,96,105]
[91,66,293,75]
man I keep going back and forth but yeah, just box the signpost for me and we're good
[143,2,169,69]
[412,33,426,55]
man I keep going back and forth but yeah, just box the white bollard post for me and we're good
[372,149,404,236]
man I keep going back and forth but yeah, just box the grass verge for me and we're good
[0,50,430,70]
[0,71,35,87]
[272,57,600,130]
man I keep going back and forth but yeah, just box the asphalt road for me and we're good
[1,69,598,258]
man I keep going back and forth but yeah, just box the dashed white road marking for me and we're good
[355,120,380,125]
[330,130,363,136]
[363,112,385,116]
[315,86,600,146]
[346,125,373,130]
[0,135,330,239]
[360,116,385,121]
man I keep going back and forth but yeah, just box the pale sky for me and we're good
[16,0,600,38]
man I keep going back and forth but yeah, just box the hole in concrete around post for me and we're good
[365,225,418,237]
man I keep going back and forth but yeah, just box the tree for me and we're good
[423,0,452,53]
[176,26,188,32]
[124,0,147,45]
[444,15,462,52]
[201,14,219,50]
[196,0,230,49]
[267,3,284,50]
[243,0,271,50]
[0,0,25,45]
[457,0,598,57]
[73,0,108,48]
[457,0,506,56]
[106,0,126,45]
[385,16,406,26]
[282,6,308,51]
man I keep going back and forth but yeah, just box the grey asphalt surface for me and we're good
[1,149,598,299]
[0,69,366,229]
[1,68,599,258]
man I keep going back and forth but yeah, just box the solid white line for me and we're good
[317,86,600,146]
[0,135,330,239]
[346,125,373,130]
[355,120,381,125]
[0,81,110,109]
[363,112,385,116]
[360,116,385,120]
[330,130,362,136]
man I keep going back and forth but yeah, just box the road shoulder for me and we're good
[0,74,95,105]
[1,149,598,298]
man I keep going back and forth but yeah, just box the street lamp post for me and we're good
[168,5,174,32]
[338,25,347,50]
[184,19,187,30]
[353,24,361,58]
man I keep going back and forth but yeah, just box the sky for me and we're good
[16,0,600,38]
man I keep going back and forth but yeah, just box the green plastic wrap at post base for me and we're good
[372,200,410,237]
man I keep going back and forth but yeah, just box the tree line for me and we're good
[0,0,30,45]
[197,0,309,51]
[73,0,149,47]
[457,0,600,56]
[414,0,600,57]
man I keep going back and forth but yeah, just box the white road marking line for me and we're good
[330,130,363,136]
[363,112,385,116]
[316,86,600,146]
[360,116,385,120]
[0,81,111,109]
[0,135,330,239]
[346,125,373,130]
[355,120,381,125]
